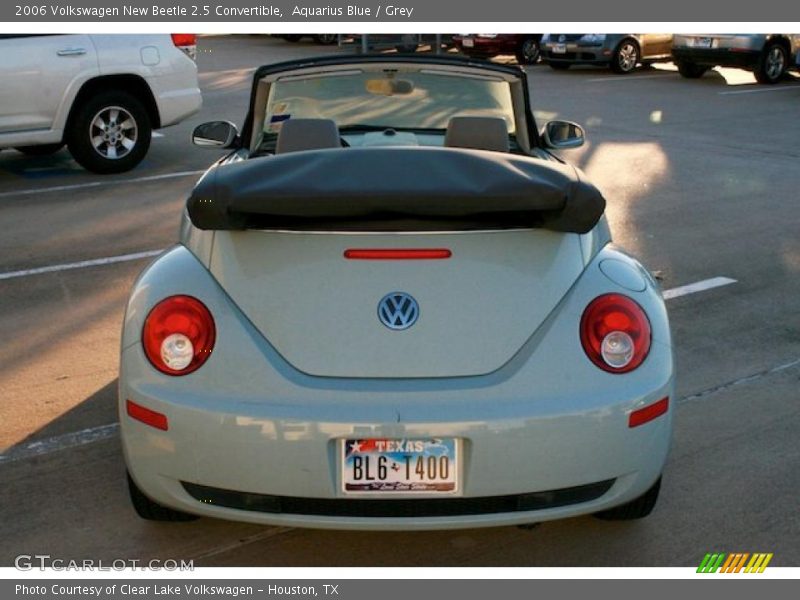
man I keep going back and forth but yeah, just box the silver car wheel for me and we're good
[617,42,638,72]
[89,106,138,160]
[765,46,786,80]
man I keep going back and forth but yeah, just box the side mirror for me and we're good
[192,121,240,149]
[541,120,585,149]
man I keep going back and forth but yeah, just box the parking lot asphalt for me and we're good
[1,35,798,567]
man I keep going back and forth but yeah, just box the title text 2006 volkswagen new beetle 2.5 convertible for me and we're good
[120,55,674,529]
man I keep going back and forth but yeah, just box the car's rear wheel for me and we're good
[127,472,198,522]
[611,39,640,74]
[548,62,571,70]
[754,42,788,84]
[676,60,709,79]
[515,37,541,65]
[594,476,661,520]
[66,90,151,174]
[14,143,65,156]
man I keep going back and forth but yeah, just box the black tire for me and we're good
[754,41,788,84]
[313,34,338,45]
[515,37,541,65]
[127,472,198,522]
[676,60,708,79]
[14,143,64,156]
[594,477,661,520]
[610,38,640,74]
[548,62,571,70]
[66,90,151,174]
[281,35,302,43]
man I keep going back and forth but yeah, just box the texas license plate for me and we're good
[462,38,474,48]
[553,43,567,54]
[342,438,458,494]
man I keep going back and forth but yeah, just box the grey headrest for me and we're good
[445,116,510,153]
[275,118,341,154]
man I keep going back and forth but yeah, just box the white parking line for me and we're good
[0,423,119,465]
[0,169,204,200]
[661,276,737,300]
[0,249,163,281]
[151,132,165,138]
[719,85,800,95]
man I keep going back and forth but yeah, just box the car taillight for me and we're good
[142,295,215,376]
[171,34,197,60]
[580,294,651,373]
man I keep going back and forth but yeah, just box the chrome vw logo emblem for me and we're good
[558,35,566,42]
[378,292,419,330]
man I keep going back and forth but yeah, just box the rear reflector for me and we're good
[344,249,452,260]
[628,397,669,428]
[126,400,169,431]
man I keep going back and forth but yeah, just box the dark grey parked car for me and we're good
[672,34,800,84]
[541,34,673,74]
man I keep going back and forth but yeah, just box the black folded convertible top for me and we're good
[187,147,605,234]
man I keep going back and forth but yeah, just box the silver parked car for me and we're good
[120,55,674,530]
[672,34,800,84]
[541,34,674,74]
[0,34,201,173]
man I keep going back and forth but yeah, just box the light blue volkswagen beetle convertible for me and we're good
[120,55,674,529]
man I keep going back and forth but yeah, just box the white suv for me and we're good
[0,34,202,173]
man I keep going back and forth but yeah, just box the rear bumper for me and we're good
[121,348,672,529]
[672,48,760,69]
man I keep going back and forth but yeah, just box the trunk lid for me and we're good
[208,229,584,378]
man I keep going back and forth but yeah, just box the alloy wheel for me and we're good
[765,46,786,81]
[618,42,638,72]
[89,106,138,160]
